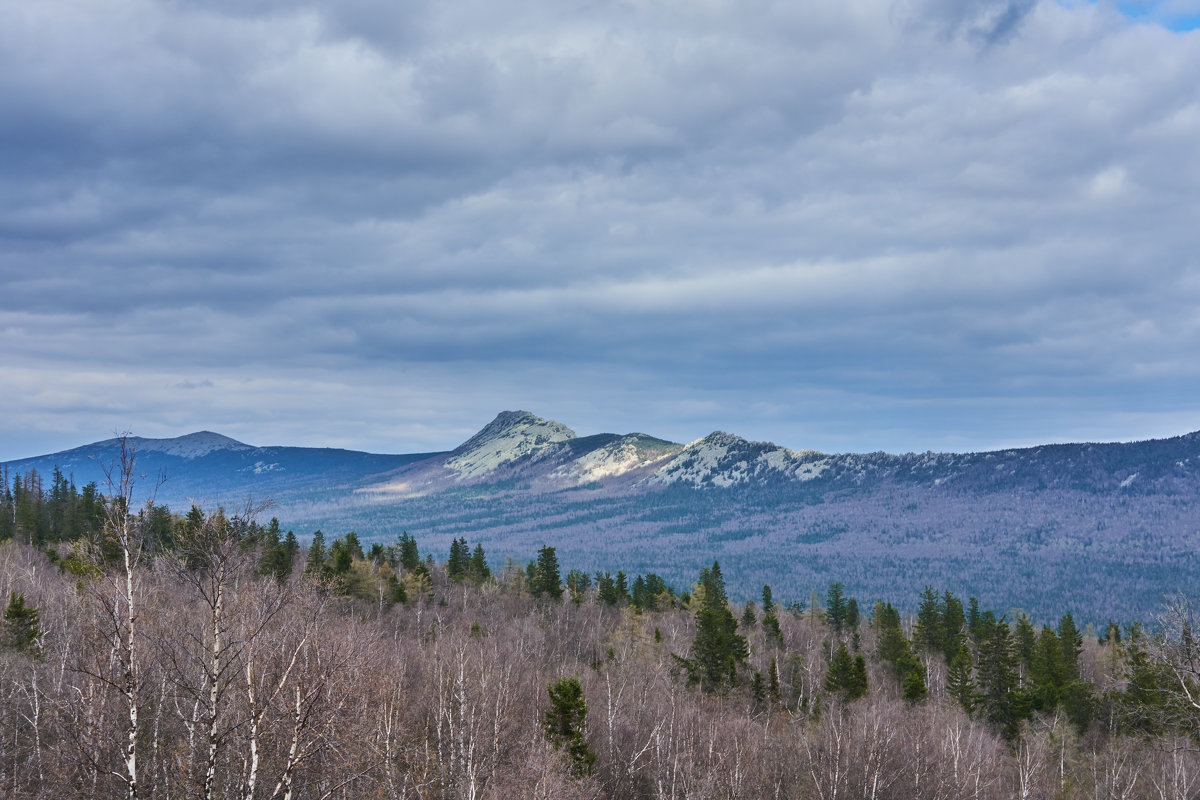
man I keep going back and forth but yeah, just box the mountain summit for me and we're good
[445,411,577,480]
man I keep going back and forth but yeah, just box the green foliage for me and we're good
[825,582,848,635]
[825,640,868,700]
[528,545,563,600]
[946,643,977,713]
[681,561,748,692]
[2,592,40,656]
[976,615,1023,740]
[468,543,491,583]
[543,677,595,776]
[304,530,327,578]
[447,537,470,580]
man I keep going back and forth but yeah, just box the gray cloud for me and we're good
[2,0,1199,461]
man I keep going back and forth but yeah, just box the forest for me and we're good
[2,448,1200,799]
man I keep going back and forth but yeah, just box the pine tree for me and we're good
[543,677,595,776]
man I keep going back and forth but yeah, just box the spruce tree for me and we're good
[2,592,40,656]
[529,545,563,600]
[914,586,944,655]
[825,582,848,635]
[304,530,327,578]
[1058,613,1083,681]
[946,643,977,713]
[977,616,1022,739]
[684,561,748,692]
[543,677,595,776]
[468,543,491,583]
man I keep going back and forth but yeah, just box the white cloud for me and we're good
[1,0,1199,457]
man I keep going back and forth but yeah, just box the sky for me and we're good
[2,0,1199,461]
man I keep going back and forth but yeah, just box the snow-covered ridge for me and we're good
[549,434,681,484]
[648,431,828,487]
[445,411,576,480]
[100,431,253,459]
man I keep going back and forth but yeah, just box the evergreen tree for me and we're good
[615,571,630,603]
[397,532,421,571]
[762,584,775,614]
[468,543,491,583]
[914,586,944,655]
[447,537,470,580]
[846,598,860,631]
[1058,613,1083,681]
[1029,626,1065,711]
[528,545,563,600]
[1015,614,1037,673]
[740,601,757,630]
[596,572,619,606]
[329,538,352,574]
[682,561,748,692]
[2,592,40,656]
[942,591,967,663]
[762,605,783,647]
[946,643,977,713]
[566,569,591,604]
[825,582,848,635]
[304,530,327,578]
[543,677,595,776]
[768,657,781,701]
[825,640,868,700]
[977,616,1022,739]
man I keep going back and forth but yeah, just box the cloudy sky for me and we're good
[2,0,1199,460]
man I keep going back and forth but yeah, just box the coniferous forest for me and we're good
[2,448,1200,799]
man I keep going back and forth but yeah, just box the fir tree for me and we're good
[914,586,944,655]
[825,640,868,700]
[946,643,977,713]
[2,592,40,656]
[740,601,757,630]
[397,532,421,571]
[528,545,563,600]
[1058,613,1083,681]
[447,537,470,580]
[304,530,327,578]
[543,677,595,776]
[825,582,848,635]
[977,616,1022,739]
[468,543,491,583]
[682,561,748,692]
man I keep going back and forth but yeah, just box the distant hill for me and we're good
[5,412,1199,622]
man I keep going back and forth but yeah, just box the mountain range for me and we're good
[5,411,1199,622]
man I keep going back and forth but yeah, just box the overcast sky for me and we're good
[2,0,1199,461]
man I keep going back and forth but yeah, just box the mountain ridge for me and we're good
[4,413,1200,621]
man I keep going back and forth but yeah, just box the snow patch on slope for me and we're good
[445,411,576,480]
[648,432,821,487]
[549,435,678,484]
